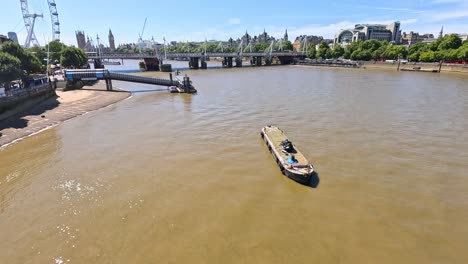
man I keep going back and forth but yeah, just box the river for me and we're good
[1,63,467,263]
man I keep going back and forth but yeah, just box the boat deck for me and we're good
[264,126,309,167]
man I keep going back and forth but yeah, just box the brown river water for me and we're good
[1,64,467,263]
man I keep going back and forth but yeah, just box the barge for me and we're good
[261,125,314,184]
[400,67,439,73]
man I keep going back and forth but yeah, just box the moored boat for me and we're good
[168,86,178,93]
[167,86,185,93]
[261,125,314,184]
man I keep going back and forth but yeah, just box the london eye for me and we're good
[20,0,61,48]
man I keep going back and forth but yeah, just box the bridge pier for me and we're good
[160,64,172,72]
[200,58,207,69]
[143,58,160,71]
[189,57,200,69]
[265,57,272,66]
[235,58,242,67]
[94,59,104,69]
[105,79,113,91]
[278,56,294,65]
[256,57,262,66]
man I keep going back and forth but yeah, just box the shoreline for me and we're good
[294,61,468,74]
[0,81,131,149]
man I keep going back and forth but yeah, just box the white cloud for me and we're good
[431,0,465,4]
[432,10,468,21]
[400,19,418,24]
[228,18,241,25]
[376,7,412,11]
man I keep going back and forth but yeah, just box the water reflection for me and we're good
[0,129,60,213]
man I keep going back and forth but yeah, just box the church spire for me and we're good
[439,26,444,39]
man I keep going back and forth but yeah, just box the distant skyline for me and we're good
[1,0,467,47]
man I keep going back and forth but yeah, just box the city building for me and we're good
[108,29,115,52]
[334,22,401,45]
[438,26,444,39]
[84,37,95,52]
[284,29,288,42]
[76,31,86,49]
[7,32,19,44]
[237,29,277,46]
[257,29,276,44]
[457,33,468,42]
[401,32,434,45]
[241,30,251,45]
[0,34,9,44]
[293,35,324,51]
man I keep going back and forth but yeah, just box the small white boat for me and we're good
[168,86,183,93]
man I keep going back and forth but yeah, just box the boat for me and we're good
[102,60,121,66]
[168,86,180,93]
[168,86,188,93]
[400,67,439,73]
[261,125,314,184]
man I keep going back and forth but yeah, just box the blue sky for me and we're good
[1,0,467,47]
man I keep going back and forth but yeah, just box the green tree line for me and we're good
[153,41,293,54]
[0,41,88,87]
[305,34,468,63]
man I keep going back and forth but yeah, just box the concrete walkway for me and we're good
[0,82,130,148]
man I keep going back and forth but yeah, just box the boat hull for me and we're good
[261,127,312,185]
[283,168,311,185]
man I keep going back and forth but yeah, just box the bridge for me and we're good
[64,69,196,93]
[89,51,306,71]
[88,51,306,60]
[88,52,306,71]
[87,40,308,71]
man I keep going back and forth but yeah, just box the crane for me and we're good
[138,18,147,43]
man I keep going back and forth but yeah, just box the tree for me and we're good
[253,43,269,52]
[457,46,468,62]
[60,46,88,68]
[46,40,66,63]
[24,52,43,73]
[428,38,442,51]
[408,52,421,62]
[198,42,218,53]
[350,48,364,60]
[0,52,22,86]
[306,43,316,59]
[331,45,344,58]
[283,40,293,51]
[316,41,330,59]
[29,46,47,66]
[350,49,372,61]
[361,39,382,53]
[438,34,462,50]
[441,49,459,61]
[344,41,361,59]
[226,46,237,52]
[381,45,407,60]
[0,41,42,74]
[419,51,443,62]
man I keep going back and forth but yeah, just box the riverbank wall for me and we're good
[0,85,56,122]
[295,60,468,74]
[362,61,468,73]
